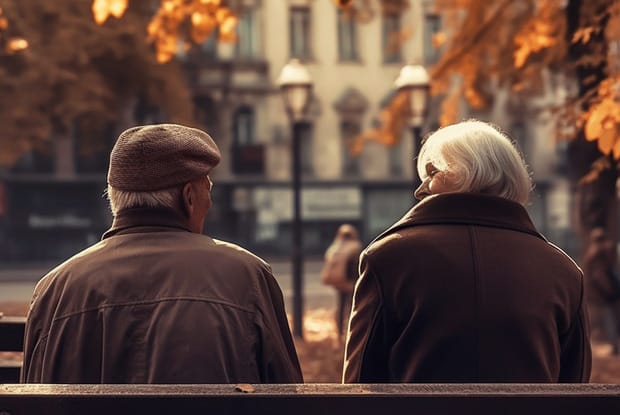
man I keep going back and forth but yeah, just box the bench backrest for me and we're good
[2,318,620,414]
[0,316,26,383]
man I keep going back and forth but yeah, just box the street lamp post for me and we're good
[278,59,313,339]
[395,64,430,188]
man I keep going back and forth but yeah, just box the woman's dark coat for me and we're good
[344,193,591,383]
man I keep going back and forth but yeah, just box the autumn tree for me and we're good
[3,0,618,250]
[423,0,619,255]
[333,0,620,255]
[0,0,195,173]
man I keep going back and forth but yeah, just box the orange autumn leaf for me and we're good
[514,20,557,68]
[585,106,605,142]
[585,97,620,152]
[510,0,563,69]
[571,26,595,44]
[138,0,238,63]
[439,91,460,126]
[219,15,238,42]
[348,135,366,156]
[215,7,231,24]
[6,37,28,54]
[92,0,127,25]
[348,90,411,156]
[597,127,616,155]
[92,0,110,24]
[332,0,354,8]
[191,11,207,26]
[191,12,216,43]
[613,132,620,160]
[109,0,128,18]
[465,87,485,109]
[432,31,447,48]
[202,0,223,14]
[162,0,177,13]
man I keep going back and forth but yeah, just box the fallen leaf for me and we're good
[235,384,255,393]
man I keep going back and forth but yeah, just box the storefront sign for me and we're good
[253,186,362,221]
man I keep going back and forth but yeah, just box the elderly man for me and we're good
[21,124,302,383]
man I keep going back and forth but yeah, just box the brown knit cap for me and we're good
[107,124,221,191]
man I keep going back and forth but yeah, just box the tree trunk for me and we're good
[566,0,617,342]
[566,0,617,257]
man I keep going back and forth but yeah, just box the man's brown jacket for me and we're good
[22,208,302,384]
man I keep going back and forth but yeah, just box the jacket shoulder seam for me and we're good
[50,296,256,323]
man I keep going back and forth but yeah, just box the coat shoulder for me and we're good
[211,238,272,272]
[544,241,584,278]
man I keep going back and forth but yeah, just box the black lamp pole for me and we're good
[278,59,312,339]
[291,121,304,339]
[394,64,430,191]
[412,125,423,190]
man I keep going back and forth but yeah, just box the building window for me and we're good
[200,30,218,59]
[232,107,264,175]
[424,14,441,64]
[337,9,358,62]
[388,141,404,176]
[382,12,402,63]
[236,8,260,59]
[290,7,312,59]
[234,107,255,145]
[194,96,218,134]
[341,121,360,176]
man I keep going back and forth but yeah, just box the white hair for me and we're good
[105,185,182,216]
[417,120,532,205]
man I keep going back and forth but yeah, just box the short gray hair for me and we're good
[106,185,182,216]
[417,120,532,205]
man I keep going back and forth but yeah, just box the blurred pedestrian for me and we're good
[22,124,302,384]
[343,119,591,383]
[321,224,362,337]
[583,227,620,355]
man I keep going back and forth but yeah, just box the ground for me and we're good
[2,303,619,383]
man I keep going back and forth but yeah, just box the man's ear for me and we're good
[182,182,194,218]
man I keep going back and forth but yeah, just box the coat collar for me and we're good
[102,207,192,240]
[374,193,544,243]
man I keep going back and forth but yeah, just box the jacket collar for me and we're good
[375,193,544,243]
[102,207,192,240]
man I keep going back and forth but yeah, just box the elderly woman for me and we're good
[343,120,591,383]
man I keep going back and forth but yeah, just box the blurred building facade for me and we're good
[0,0,576,262]
[188,0,429,256]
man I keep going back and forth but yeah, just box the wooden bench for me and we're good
[1,317,619,414]
[0,384,619,415]
[0,316,25,383]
